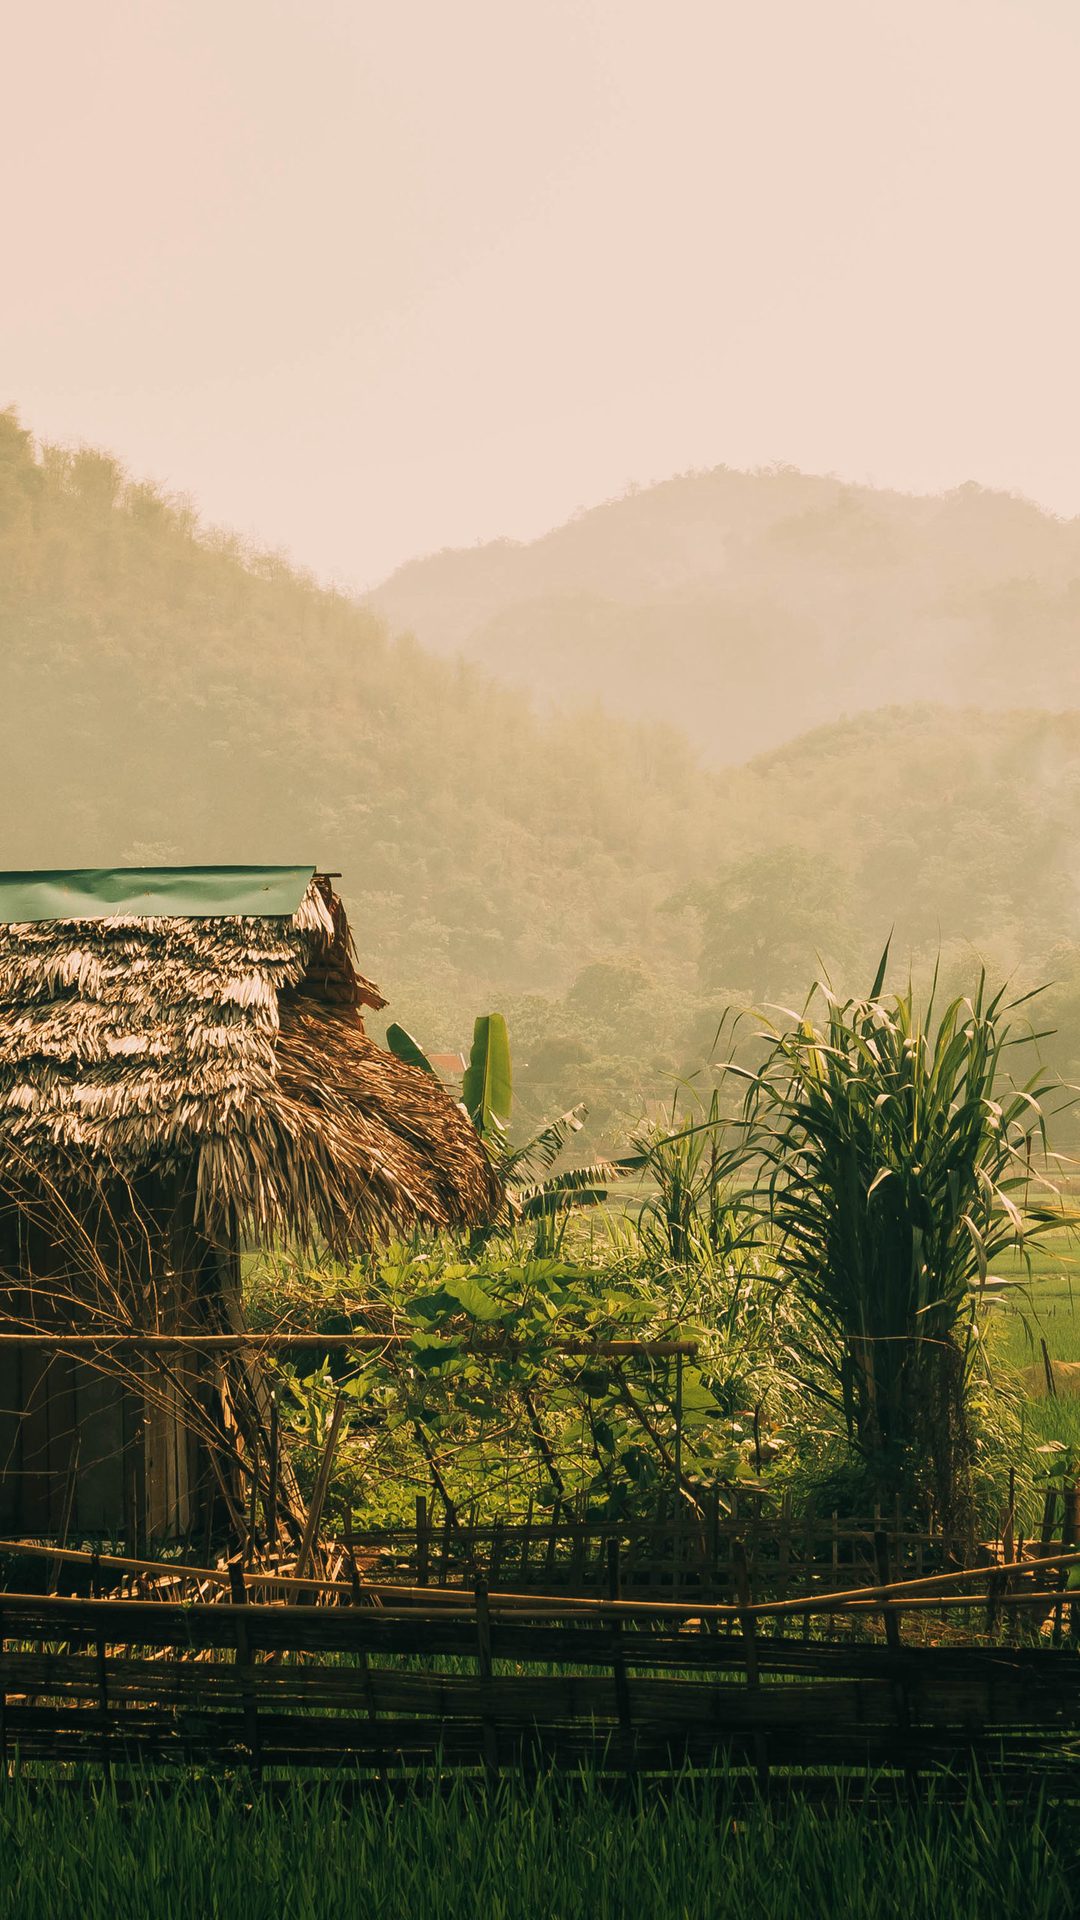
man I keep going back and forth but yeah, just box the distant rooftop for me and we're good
[0,867,317,924]
[429,1051,467,1076]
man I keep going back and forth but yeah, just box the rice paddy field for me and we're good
[991,1233,1080,1459]
[0,1770,1077,1920]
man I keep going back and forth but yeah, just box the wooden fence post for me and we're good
[776,1491,792,1605]
[801,1498,816,1642]
[707,1485,720,1606]
[1038,1487,1059,1641]
[438,1508,453,1587]
[229,1551,262,1781]
[607,1540,631,1733]
[732,1538,768,1788]
[674,1352,683,1502]
[343,1510,363,1604]
[474,1578,499,1778]
[874,1527,913,1786]
[416,1494,430,1587]
[519,1497,534,1588]
[874,1530,903,1652]
[1061,1483,1079,1644]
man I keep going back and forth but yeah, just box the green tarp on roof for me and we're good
[0,867,317,924]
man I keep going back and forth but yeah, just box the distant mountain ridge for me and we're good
[368,467,1080,762]
[5,405,1080,1064]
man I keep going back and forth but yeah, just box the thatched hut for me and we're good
[0,866,500,1543]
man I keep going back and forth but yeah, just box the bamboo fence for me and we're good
[3,1332,1079,1788]
[1,1562,1080,1788]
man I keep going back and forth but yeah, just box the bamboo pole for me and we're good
[0,1334,699,1356]
[473,1578,499,1776]
[292,1394,346,1596]
[11,1532,1080,1622]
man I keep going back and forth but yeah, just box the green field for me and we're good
[0,1773,1073,1920]
[985,1232,1080,1463]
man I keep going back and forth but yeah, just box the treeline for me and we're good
[5,409,1080,1148]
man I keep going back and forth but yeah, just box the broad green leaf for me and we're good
[462,1013,513,1139]
[385,1022,439,1077]
[407,1333,467,1375]
[408,1286,468,1324]
[440,1275,505,1322]
[675,1380,721,1415]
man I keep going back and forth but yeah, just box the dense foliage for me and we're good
[241,959,1078,1545]
[248,1233,778,1532]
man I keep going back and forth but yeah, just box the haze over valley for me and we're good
[370,467,1080,763]
[5,410,1080,1145]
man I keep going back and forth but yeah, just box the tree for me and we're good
[676,847,855,1004]
[566,959,652,1020]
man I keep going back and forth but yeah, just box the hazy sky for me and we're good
[4,1,1078,588]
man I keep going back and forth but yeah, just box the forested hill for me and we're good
[0,410,716,1009]
[368,467,1080,763]
[6,407,1080,1142]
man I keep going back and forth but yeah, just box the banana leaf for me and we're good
[385,1022,439,1077]
[462,1013,513,1140]
[501,1105,587,1180]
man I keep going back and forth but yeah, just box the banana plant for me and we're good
[387,1013,623,1251]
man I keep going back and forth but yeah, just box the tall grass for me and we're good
[623,1090,753,1267]
[0,1770,1071,1920]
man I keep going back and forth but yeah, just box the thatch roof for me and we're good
[0,873,501,1243]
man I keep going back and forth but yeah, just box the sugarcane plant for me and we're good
[729,951,1070,1527]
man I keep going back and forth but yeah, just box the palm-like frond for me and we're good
[512,1160,621,1218]
[499,1106,588,1182]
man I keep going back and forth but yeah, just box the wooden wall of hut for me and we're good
[0,1179,239,1546]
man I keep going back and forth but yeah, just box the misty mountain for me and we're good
[368,467,1080,763]
[7,407,1080,1142]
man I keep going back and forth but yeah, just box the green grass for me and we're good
[991,1232,1080,1364]
[0,1771,1073,1920]
[984,1232,1080,1462]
